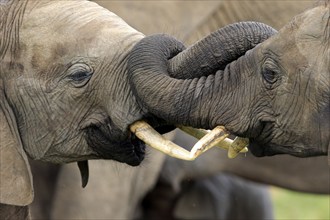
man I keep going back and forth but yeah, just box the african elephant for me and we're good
[143,174,273,220]
[128,1,330,158]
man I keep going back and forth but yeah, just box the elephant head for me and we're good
[0,0,135,206]
[128,2,330,158]
[0,0,180,206]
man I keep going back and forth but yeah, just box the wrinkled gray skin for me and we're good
[29,1,328,220]
[128,2,330,158]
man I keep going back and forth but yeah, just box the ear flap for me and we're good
[0,89,34,206]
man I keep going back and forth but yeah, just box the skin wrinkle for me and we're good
[24,81,63,158]
[172,79,189,123]
[53,99,95,157]
[169,23,276,80]
[316,104,328,153]
[115,51,144,122]
[280,73,300,134]
[0,0,27,61]
[194,77,208,126]
[1,90,19,147]
[200,75,214,126]
[10,2,23,60]
[218,55,264,135]
[323,13,330,46]
[276,70,308,148]
[82,42,146,162]
[210,73,229,129]
[172,80,187,122]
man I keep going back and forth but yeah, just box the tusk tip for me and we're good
[228,147,239,159]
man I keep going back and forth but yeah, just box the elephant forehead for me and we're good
[295,6,329,58]
[20,0,143,70]
[263,5,329,59]
[24,0,137,30]
[291,5,330,84]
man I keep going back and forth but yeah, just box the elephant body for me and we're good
[32,149,165,219]
[30,140,274,220]
[170,174,273,220]
[95,0,313,43]
[0,204,29,220]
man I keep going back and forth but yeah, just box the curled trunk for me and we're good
[128,22,277,130]
[168,22,277,79]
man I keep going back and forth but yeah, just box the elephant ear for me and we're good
[0,87,33,206]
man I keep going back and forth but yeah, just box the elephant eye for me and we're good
[262,59,279,85]
[67,63,94,88]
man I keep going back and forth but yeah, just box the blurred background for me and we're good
[271,187,329,219]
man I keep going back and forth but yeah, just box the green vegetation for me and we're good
[271,187,330,220]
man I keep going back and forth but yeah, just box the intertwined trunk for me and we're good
[128,22,276,131]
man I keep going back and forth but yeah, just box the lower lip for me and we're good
[248,141,266,157]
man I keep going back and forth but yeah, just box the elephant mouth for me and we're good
[248,140,309,157]
[248,141,277,156]
[84,117,175,166]
[247,122,309,157]
[85,117,249,164]
[247,122,278,157]
[84,122,146,166]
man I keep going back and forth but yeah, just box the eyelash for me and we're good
[69,71,92,82]
[67,64,94,88]
[262,59,280,88]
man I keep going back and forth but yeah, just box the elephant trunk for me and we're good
[128,22,277,130]
[168,22,277,79]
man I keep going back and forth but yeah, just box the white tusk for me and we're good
[228,137,249,158]
[130,121,248,161]
[178,126,248,156]
[179,125,231,150]
[190,126,229,158]
[130,121,195,160]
